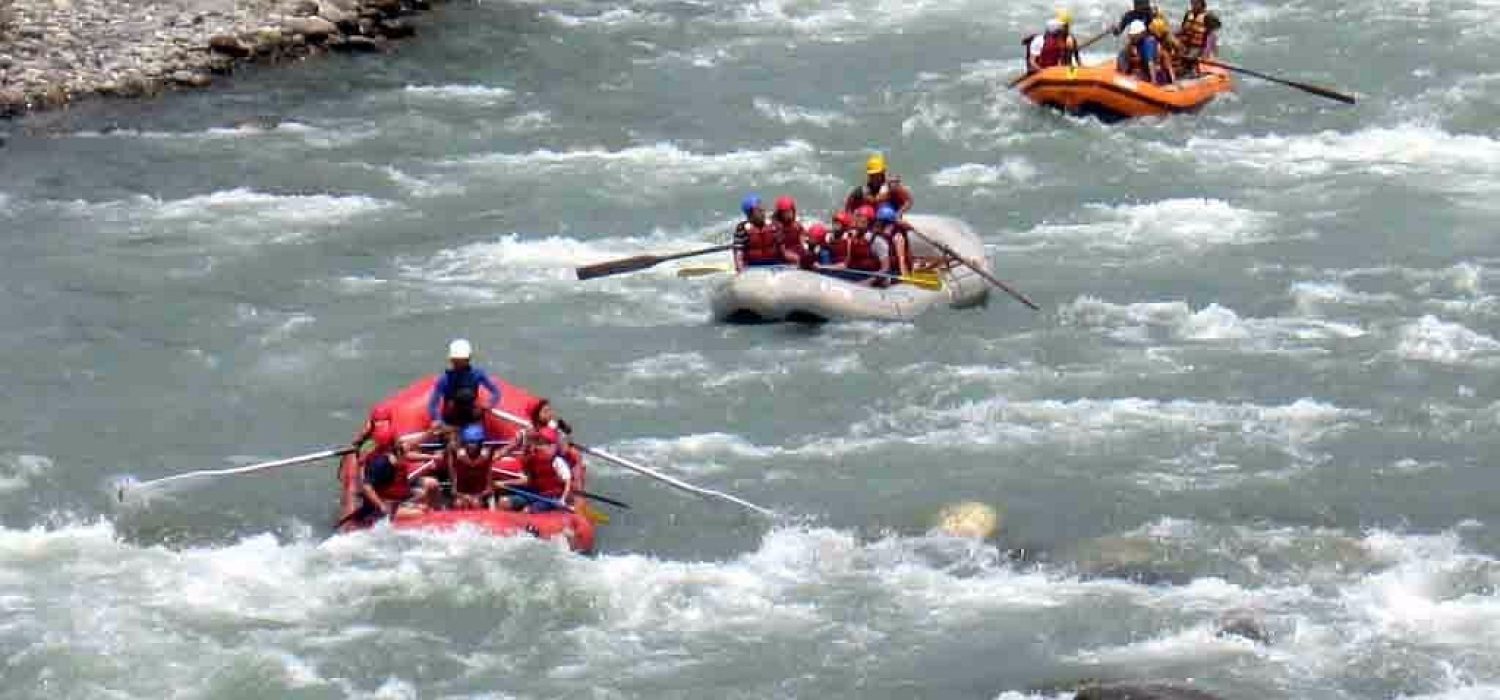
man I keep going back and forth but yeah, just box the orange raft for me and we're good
[1014,61,1232,122]
[336,375,597,554]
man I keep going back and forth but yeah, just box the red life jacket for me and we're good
[451,449,492,496]
[1037,33,1072,68]
[827,231,851,264]
[737,220,780,265]
[844,232,882,272]
[845,180,910,214]
[774,220,806,260]
[363,450,412,501]
[522,446,569,499]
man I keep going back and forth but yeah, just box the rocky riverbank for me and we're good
[0,0,433,117]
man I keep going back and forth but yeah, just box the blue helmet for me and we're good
[741,194,762,215]
[461,423,486,445]
[876,205,898,223]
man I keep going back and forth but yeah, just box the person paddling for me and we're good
[427,338,502,437]
[1025,14,1080,73]
[448,423,496,510]
[870,205,913,279]
[770,196,811,268]
[733,194,782,271]
[1175,0,1221,75]
[497,426,576,513]
[843,154,913,216]
[350,404,395,450]
[354,424,419,523]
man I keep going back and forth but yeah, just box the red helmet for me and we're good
[774,196,796,212]
[370,405,393,421]
[833,211,854,227]
[807,223,828,244]
[856,205,876,221]
[372,424,397,447]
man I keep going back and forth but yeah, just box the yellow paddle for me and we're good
[676,264,734,278]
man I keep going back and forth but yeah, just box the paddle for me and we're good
[676,264,734,278]
[1197,57,1356,104]
[491,408,776,518]
[813,266,943,291]
[489,466,631,510]
[576,244,733,281]
[118,446,357,500]
[1008,28,1110,88]
[905,229,1040,310]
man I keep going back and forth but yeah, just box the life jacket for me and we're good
[363,451,412,501]
[441,368,481,413]
[1037,33,1072,69]
[737,219,780,265]
[827,230,850,264]
[451,448,492,496]
[773,219,807,261]
[843,232,883,273]
[846,180,910,214]
[522,445,569,499]
[1178,10,1210,53]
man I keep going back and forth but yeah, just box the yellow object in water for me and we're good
[935,501,1001,539]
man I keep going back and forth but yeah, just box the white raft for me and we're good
[709,214,990,323]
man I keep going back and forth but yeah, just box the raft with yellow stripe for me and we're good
[1014,61,1232,122]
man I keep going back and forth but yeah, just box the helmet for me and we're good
[372,424,397,447]
[1055,8,1072,24]
[774,196,796,212]
[1125,19,1146,36]
[833,210,854,227]
[807,223,828,244]
[1046,18,1064,32]
[856,205,876,221]
[447,338,472,360]
[1149,16,1168,34]
[461,423,486,445]
[370,405,393,421]
[865,153,886,175]
[740,194,762,215]
[536,426,561,445]
[876,205,898,223]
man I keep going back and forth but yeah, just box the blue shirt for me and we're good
[428,367,502,421]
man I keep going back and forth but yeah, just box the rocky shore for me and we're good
[0,0,434,117]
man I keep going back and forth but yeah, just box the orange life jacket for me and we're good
[1178,10,1210,53]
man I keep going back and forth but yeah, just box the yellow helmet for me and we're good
[865,153,886,175]
[1055,8,1072,25]
[1149,16,1168,35]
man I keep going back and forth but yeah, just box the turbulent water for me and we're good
[2,0,1498,696]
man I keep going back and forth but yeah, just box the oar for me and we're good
[676,264,734,278]
[906,229,1040,310]
[1008,28,1110,87]
[490,467,631,509]
[491,408,776,518]
[1197,58,1356,104]
[576,244,733,281]
[119,446,357,500]
[813,266,943,290]
[495,484,575,513]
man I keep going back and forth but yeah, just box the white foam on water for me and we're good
[1060,296,1367,350]
[0,454,52,494]
[1022,199,1275,253]
[751,97,852,128]
[929,159,1039,188]
[401,84,515,103]
[1394,315,1500,365]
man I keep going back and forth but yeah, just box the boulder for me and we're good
[208,34,252,58]
[1075,682,1226,700]
[377,18,414,39]
[283,16,338,41]
[367,0,403,17]
[171,70,212,88]
[0,88,26,117]
[1216,612,1271,645]
[288,0,320,16]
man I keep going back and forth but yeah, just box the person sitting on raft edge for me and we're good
[428,338,502,438]
[843,153,913,217]
[733,193,783,272]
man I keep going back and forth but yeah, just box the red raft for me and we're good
[336,375,597,553]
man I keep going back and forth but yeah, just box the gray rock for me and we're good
[377,19,414,39]
[332,34,381,52]
[288,0,320,16]
[208,35,252,58]
[282,15,337,40]
[1216,613,1271,645]
[0,88,26,116]
[171,70,211,88]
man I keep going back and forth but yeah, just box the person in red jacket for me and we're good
[733,194,781,271]
[355,424,429,522]
[448,423,496,509]
[770,196,810,267]
[496,427,575,512]
[843,154,912,216]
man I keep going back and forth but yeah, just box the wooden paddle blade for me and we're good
[676,265,733,278]
[576,254,664,281]
[1293,82,1357,104]
[580,501,610,524]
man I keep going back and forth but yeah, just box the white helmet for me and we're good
[447,338,473,360]
[1125,19,1146,36]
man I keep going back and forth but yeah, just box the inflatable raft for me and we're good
[336,375,597,553]
[1015,61,1232,122]
[709,214,991,323]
